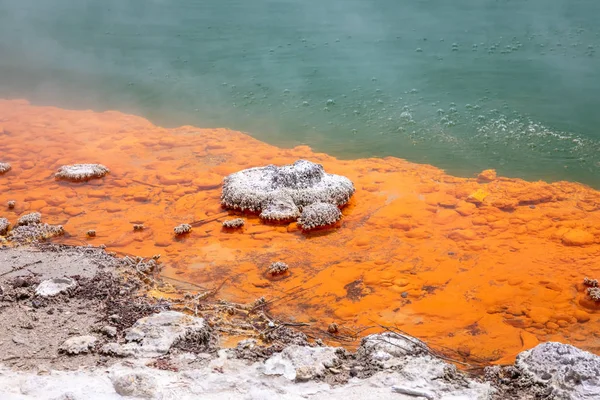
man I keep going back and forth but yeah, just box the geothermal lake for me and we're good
[0,0,599,186]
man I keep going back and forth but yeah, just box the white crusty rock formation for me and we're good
[0,162,11,175]
[516,342,600,399]
[221,160,354,229]
[35,277,77,297]
[55,163,109,182]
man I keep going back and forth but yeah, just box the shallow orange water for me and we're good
[1,99,600,364]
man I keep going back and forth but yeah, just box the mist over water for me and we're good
[1,0,599,186]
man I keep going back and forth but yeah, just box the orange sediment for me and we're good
[1,98,600,364]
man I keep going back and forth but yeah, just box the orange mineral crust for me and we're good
[1,99,600,364]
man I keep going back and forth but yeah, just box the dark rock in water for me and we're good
[298,202,342,231]
[221,160,354,227]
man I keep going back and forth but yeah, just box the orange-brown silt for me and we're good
[1,98,600,365]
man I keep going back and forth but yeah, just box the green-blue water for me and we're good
[1,0,599,186]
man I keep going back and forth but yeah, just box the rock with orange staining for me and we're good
[466,189,488,204]
[156,173,192,186]
[477,169,497,182]
[574,310,591,323]
[448,229,477,241]
[490,198,519,211]
[55,164,109,182]
[0,162,11,174]
[28,200,48,210]
[87,190,106,199]
[193,173,223,190]
[21,160,35,169]
[433,209,459,225]
[561,229,595,246]
[63,207,83,216]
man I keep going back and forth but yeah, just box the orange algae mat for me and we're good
[1,98,600,364]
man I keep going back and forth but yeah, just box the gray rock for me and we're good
[59,335,97,355]
[111,372,156,398]
[100,342,134,357]
[106,311,208,358]
[516,342,600,399]
[101,325,117,338]
[221,160,354,225]
[125,327,146,342]
[297,202,342,230]
[264,345,339,381]
[35,277,77,297]
[362,332,427,358]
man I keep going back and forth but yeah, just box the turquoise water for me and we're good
[1,0,599,186]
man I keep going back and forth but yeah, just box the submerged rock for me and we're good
[55,164,109,182]
[35,277,77,297]
[221,160,354,226]
[0,162,11,175]
[516,342,600,399]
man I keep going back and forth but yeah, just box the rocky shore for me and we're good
[0,244,599,399]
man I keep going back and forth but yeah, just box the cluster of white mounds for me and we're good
[55,163,109,182]
[0,212,65,244]
[222,218,245,229]
[174,223,192,236]
[221,160,354,230]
